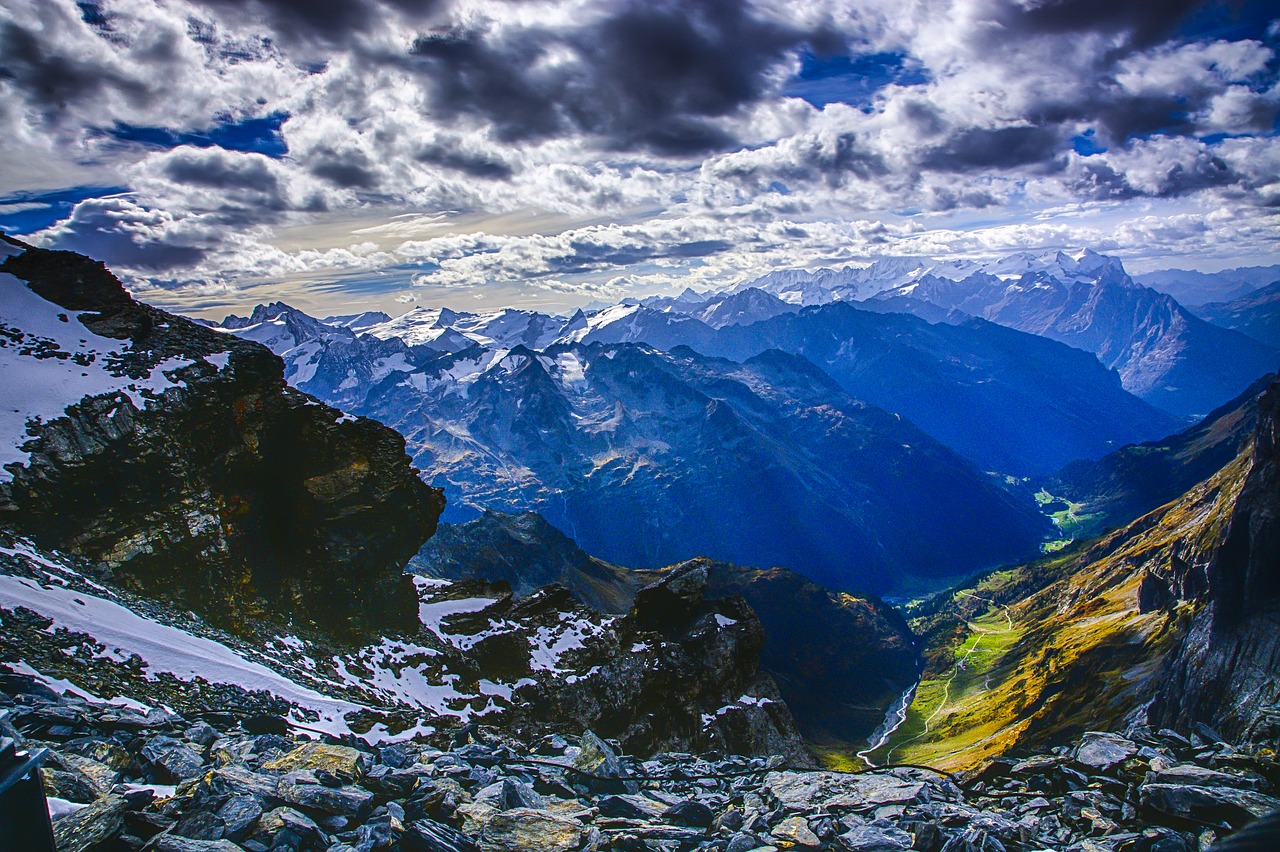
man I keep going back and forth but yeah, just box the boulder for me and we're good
[1139,783,1280,826]
[276,772,374,817]
[763,771,925,812]
[773,815,821,846]
[262,741,364,778]
[479,807,584,851]
[52,793,128,852]
[1074,732,1138,771]
[141,737,205,782]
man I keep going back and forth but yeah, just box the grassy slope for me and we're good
[868,448,1253,772]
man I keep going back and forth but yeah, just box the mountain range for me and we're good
[211,280,1228,591]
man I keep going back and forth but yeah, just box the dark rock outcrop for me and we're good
[412,512,920,749]
[0,240,444,641]
[411,511,636,614]
[1151,377,1280,744]
[494,563,814,764]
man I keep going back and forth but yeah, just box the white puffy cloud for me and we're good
[4,0,1277,314]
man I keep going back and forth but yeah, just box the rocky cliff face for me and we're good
[411,510,920,753]
[507,561,813,764]
[1150,378,1280,743]
[2,538,810,761]
[0,239,445,641]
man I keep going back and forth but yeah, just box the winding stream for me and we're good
[856,679,919,767]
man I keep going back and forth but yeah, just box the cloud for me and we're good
[31,195,213,271]
[186,0,451,46]
[3,0,1278,313]
[404,0,836,155]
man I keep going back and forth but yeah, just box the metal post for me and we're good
[0,734,56,852]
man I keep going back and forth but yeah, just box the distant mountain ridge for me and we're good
[867,265,1277,416]
[249,247,1279,421]
[1135,264,1280,307]
[1192,280,1280,351]
[352,339,1050,593]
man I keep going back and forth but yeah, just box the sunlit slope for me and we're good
[870,447,1252,771]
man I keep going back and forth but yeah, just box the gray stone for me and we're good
[216,794,263,839]
[142,736,205,781]
[838,824,914,851]
[404,818,479,852]
[763,770,925,812]
[52,793,127,852]
[726,834,764,852]
[253,806,320,839]
[184,722,218,747]
[1146,764,1267,790]
[772,815,821,846]
[573,730,637,793]
[475,778,546,811]
[662,798,715,827]
[1073,732,1137,771]
[277,772,374,817]
[1140,783,1280,825]
[479,807,584,851]
[207,765,278,801]
[144,836,242,851]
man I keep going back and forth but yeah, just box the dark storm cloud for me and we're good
[154,147,329,224]
[37,197,211,271]
[1066,149,1236,200]
[162,149,283,196]
[0,19,149,120]
[921,126,1063,171]
[187,0,450,44]
[407,0,839,155]
[993,0,1205,50]
[415,143,515,180]
[306,146,380,189]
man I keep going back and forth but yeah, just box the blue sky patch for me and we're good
[106,113,289,158]
[1072,130,1107,156]
[784,51,928,108]
[0,186,129,235]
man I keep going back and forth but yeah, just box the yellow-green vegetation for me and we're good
[875,450,1254,772]
[811,745,866,772]
[1035,488,1102,548]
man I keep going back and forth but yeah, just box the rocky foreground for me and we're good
[6,670,1278,852]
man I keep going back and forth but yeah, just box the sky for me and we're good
[0,0,1278,319]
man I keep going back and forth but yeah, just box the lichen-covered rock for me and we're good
[262,741,364,778]
[51,792,127,852]
[141,736,205,782]
[478,807,584,852]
